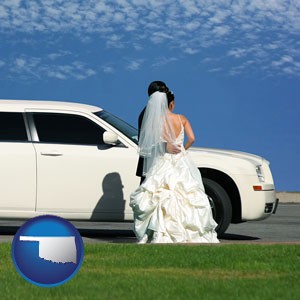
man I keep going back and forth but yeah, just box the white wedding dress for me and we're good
[130,120,219,244]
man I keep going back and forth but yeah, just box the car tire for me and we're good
[203,178,232,237]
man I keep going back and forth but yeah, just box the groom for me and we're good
[136,81,180,184]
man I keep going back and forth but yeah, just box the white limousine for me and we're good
[0,100,279,235]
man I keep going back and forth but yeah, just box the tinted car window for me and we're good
[0,112,28,141]
[33,113,105,145]
[95,110,138,144]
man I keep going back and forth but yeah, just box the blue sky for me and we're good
[0,0,299,191]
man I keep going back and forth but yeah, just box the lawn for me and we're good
[0,243,299,300]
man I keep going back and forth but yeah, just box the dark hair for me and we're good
[166,90,174,106]
[148,80,175,106]
[148,81,168,96]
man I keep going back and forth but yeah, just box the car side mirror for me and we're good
[103,131,119,145]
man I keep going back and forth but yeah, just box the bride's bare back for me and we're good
[169,113,195,150]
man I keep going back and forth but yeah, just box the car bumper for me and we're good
[264,197,279,214]
[239,181,278,221]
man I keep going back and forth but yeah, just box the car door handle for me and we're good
[40,151,63,157]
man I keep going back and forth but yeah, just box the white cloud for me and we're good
[212,25,230,36]
[178,0,200,17]
[102,65,115,74]
[11,56,42,79]
[47,51,72,61]
[106,34,125,48]
[281,55,294,63]
[227,48,248,58]
[15,58,26,68]
[7,55,96,80]
[272,55,294,67]
[47,70,67,80]
[208,67,223,73]
[185,21,200,31]
[46,61,97,80]
[282,67,294,74]
[150,32,174,44]
[126,59,144,71]
[184,48,199,55]
[269,54,300,76]
[264,43,280,50]
[152,56,177,68]
[209,10,231,25]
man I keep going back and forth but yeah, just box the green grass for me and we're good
[1,243,299,300]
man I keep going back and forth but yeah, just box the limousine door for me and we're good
[27,110,138,221]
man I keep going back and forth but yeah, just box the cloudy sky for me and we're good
[0,0,299,190]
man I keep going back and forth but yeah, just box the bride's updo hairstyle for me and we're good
[147,80,174,107]
[148,80,175,106]
[148,81,168,96]
[166,90,174,106]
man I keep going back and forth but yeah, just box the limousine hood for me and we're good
[189,147,265,166]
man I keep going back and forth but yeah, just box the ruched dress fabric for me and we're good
[130,123,219,244]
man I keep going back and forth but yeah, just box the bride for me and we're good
[130,91,219,243]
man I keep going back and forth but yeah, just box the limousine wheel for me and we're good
[203,178,232,237]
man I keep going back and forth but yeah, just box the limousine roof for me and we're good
[0,99,102,113]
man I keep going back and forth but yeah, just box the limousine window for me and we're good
[94,110,138,144]
[33,113,105,145]
[0,112,28,141]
